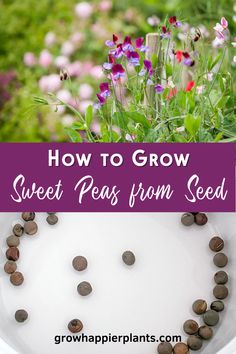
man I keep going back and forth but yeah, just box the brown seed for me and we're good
[6,247,20,261]
[183,320,199,335]
[209,236,224,252]
[213,285,228,299]
[24,221,38,235]
[203,310,219,326]
[181,213,194,226]
[213,253,228,267]
[77,281,92,296]
[187,335,203,350]
[22,212,35,221]
[6,235,20,247]
[192,299,207,315]
[46,214,58,225]
[68,319,83,333]
[15,309,28,323]
[173,343,189,354]
[10,272,24,286]
[13,224,24,237]
[157,342,173,354]
[195,213,208,225]
[211,300,224,312]
[122,251,135,265]
[214,271,228,284]
[4,260,17,274]
[72,256,88,271]
[198,326,213,340]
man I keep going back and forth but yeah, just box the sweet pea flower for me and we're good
[67,61,82,77]
[103,62,113,70]
[135,37,149,52]
[196,85,205,94]
[155,84,164,93]
[127,51,140,66]
[44,32,56,47]
[111,64,125,80]
[169,16,182,28]
[160,26,171,39]
[24,52,37,67]
[105,34,118,48]
[144,59,153,76]
[90,65,104,79]
[99,82,110,97]
[122,36,133,51]
[39,49,53,68]
[70,32,84,45]
[185,81,195,92]
[57,89,72,103]
[75,2,93,19]
[167,87,177,99]
[62,114,74,127]
[97,93,106,105]
[213,17,228,43]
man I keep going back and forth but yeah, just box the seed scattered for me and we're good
[192,299,207,315]
[4,260,17,274]
[213,285,228,299]
[183,319,199,335]
[181,213,194,226]
[6,235,20,247]
[213,253,228,267]
[210,300,224,312]
[198,325,213,340]
[72,256,88,271]
[15,309,28,323]
[68,319,83,333]
[10,272,24,286]
[46,214,58,225]
[203,310,219,326]
[24,221,38,235]
[187,335,203,350]
[173,342,189,354]
[22,212,35,221]
[195,213,208,225]
[157,342,173,354]
[122,251,135,265]
[209,236,224,252]
[6,247,20,261]
[77,281,92,296]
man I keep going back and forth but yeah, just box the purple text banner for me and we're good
[0,143,235,212]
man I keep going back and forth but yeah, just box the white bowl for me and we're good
[0,213,235,354]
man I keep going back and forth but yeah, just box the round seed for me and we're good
[157,342,173,354]
[209,236,224,252]
[68,319,83,333]
[15,309,28,323]
[22,212,35,221]
[24,221,38,235]
[203,310,219,326]
[213,253,228,267]
[4,260,17,274]
[10,272,24,286]
[72,256,88,271]
[214,271,228,284]
[187,336,203,351]
[122,251,135,265]
[6,247,19,261]
[181,213,194,226]
[13,224,24,237]
[6,235,20,247]
[173,343,189,354]
[198,326,213,340]
[46,214,58,225]
[183,320,199,335]
[195,213,208,225]
[77,281,92,296]
[213,285,228,299]
[211,300,224,312]
[192,299,207,315]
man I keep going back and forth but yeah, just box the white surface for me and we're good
[0,213,235,354]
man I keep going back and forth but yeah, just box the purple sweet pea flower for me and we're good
[110,45,124,59]
[183,57,193,66]
[105,40,115,48]
[135,37,149,52]
[143,59,153,76]
[122,36,133,51]
[100,82,110,97]
[103,62,113,70]
[97,93,106,105]
[111,64,125,80]
[176,21,182,28]
[160,26,171,39]
[127,51,140,66]
[155,84,164,93]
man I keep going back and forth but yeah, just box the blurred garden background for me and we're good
[0,0,235,141]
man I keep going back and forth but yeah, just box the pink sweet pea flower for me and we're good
[161,26,171,39]
[144,60,153,76]
[126,51,140,66]
[169,16,182,27]
[24,52,37,67]
[97,93,106,105]
[99,82,110,97]
[135,37,149,52]
[122,36,133,51]
[39,49,53,68]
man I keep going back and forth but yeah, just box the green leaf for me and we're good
[85,105,93,127]
[125,112,151,128]
[216,96,230,109]
[71,122,86,130]
[112,112,129,130]
[214,132,223,142]
[209,53,222,71]
[184,114,201,136]
[165,63,173,77]
[65,128,82,142]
